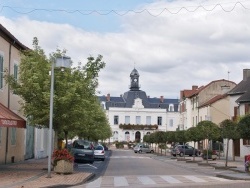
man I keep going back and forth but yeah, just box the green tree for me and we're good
[186,126,203,161]
[153,131,166,155]
[197,121,220,162]
[4,37,108,147]
[220,119,240,166]
[238,114,250,140]
[175,130,188,158]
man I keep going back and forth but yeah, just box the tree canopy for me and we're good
[4,37,111,141]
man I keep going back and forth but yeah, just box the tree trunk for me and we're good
[193,141,196,161]
[225,138,229,167]
[232,140,235,161]
[64,130,68,149]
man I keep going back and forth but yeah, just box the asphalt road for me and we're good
[74,149,249,188]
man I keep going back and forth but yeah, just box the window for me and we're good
[169,104,174,112]
[11,128,17,145]
[114,115,119,125]
[136,116,141,124]
[146,116,151,125]
[0,55,3,89]
[192,117,194,126]
[243,139,250,146]
[169,119,173,127]
[125,116,130,124]
[14,64,18,80]
[157,116,162,126]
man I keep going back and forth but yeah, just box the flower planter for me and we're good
[54,160,73,174]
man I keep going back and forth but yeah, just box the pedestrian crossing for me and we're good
[84,175,232,188]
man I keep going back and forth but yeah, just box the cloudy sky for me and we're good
[1,0,250,99]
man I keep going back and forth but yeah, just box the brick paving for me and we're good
[0,158,92,188]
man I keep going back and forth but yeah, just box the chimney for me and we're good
[243,69,250,81]
[192,85,198,90]
[106,93,110,101]
[160,96,164,103]
[180,91,184,100]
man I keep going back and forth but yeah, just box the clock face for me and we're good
[134,78,137,82]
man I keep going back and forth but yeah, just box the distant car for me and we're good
[70,140,95,163]
[94,145,105,161]
[171,145,200,157]
[134,143,154,154]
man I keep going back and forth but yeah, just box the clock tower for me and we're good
[130,68,140,91]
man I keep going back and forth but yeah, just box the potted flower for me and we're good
[52,148,74,174]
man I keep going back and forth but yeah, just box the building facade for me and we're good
[0,24,50,164]
[179,80,236,130]
[99,68,180,142]
[227,69,250,158]
[0,24,28,164]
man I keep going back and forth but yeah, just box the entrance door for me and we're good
[135,131,141,142]
[233,139,240,157]
[125,131,130,142]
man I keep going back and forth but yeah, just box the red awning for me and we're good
[0,103,26,128]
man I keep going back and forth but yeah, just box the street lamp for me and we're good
[47,56,71,178]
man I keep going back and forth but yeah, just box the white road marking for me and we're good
[184,175,207,182]
[209,176,231,181]
[114,176,129,187]
[160,175,182,183]
[86,177,102,188]
[84,175,233,187]
[138,176,156,185]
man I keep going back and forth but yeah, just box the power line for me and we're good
[0,1,250,17]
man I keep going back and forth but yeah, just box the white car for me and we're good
[134,143,154,154]
[94,145,105,161]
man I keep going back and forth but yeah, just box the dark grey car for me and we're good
[171,145,200,157]
[70,140,95,163]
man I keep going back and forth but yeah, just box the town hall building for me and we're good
[99,68,180,142]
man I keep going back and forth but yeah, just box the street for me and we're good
[72,149,250,188]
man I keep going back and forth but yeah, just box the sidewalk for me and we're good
[0,158,93,188]
[153,150,250,180]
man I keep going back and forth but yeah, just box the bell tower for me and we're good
[130,68,140,90]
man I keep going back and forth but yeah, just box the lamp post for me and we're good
[47,56,71,178]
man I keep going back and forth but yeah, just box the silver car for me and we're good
[134,143,154,153]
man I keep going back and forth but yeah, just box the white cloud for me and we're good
[1,0,250,98]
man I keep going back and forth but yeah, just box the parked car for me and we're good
[134,143,154,153]
[70,140,95,163]
[171,145,200,157]
[201,150,218,160]
[94,145,105,161]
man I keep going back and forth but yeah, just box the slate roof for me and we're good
[99,68,179,111]
[99,90,179,111]
[227,76,250,103]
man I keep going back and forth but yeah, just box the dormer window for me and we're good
[169,104,174,112]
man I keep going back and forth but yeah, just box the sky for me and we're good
[1,0,250,99]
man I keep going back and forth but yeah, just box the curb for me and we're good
[216,173,250,180]
[79,173,96,185]
[186,160,202,163]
